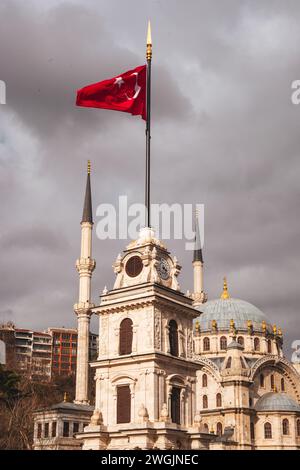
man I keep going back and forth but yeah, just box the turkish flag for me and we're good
[76,65,146,120]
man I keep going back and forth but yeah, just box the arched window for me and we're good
[119,318,133,356]
[270,374,275,390]
[297,419,300,437]
[169,320,179,357]
[117,385,131,424]
[220,336,227,350]
[226,357,232,369]
[250,422,255,440]
[281,378,285,392]
[216,393,222,407]
[202,374,208,388]
[203,395,208,409]
[260,374,265,387]
[267,339,272,354]
[203,423,209,433]
[203,337,210,352]
[264,422,272,439]
[237,336,244,347]
[170,387,181,424]
[282,419,289,435]
[254,337,260,351]
[217,422,223,436]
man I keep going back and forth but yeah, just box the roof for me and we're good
[255,393,300,413]
[227,340,244,350]
[81,171,93,224]
[35,401,94,414]
[196,297,271,332]
[193,216,203,263]
[50,401,94,412]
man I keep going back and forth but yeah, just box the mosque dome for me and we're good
[195,278,271,333]
[255,393,300,413]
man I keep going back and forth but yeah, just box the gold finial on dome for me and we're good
[87,160,91,175]
[221,277,230,300]
[273,324,277,335]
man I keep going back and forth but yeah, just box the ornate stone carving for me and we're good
[160,403,170,422]
[90,409,103,425]
[138,403,149,423]
[154,309,161,349]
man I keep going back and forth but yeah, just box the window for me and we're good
[203,423,209,433]
[216,393,222,407]
[117,385,131,424]
[267,340,272,354]
[297,419,300,437]
[44,423,49,438]
[203,395,208,409]
[240,357,246,369]
[220,336,227,350]
[169,320,179,357]
[270,374,275,390]
[226,357,232,369]
[237,336,244,347]
[37,423,42,439]
[203,337,210,352]
[73,422,79,433]
[250,422,255,440]
[282,419,289,435]
[217,422,223,436]
[51,422,57,438]
[171,387,181,425]
[63,421,70,437]
[260,374,265,387]
[125,256,143,277]
[264,422,272,439]
[254,338,260,351]
[281,378,285,392]
[119,318,133,356]
[202,374,207,388]
[249,397,253,407]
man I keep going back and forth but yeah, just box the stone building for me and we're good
[33,163,300,450]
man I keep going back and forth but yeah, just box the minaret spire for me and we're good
[192,211,207,306]
[74,161,96,405]
[81,160,93,224]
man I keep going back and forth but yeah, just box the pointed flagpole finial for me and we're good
[146,21,152,60]
[87,160,91,175]
[147,20,152,45]
[221,276,230,300]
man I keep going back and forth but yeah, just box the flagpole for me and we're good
[145,21,152,228]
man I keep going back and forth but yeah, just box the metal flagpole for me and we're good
[145,21,152,228]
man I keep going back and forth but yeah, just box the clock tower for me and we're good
[78,227,202,450]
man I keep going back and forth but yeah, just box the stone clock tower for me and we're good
[78,227,205,450]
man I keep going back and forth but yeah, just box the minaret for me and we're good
[74,160,96,404]
[192,212,207,306]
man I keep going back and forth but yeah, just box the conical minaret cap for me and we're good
[193,211,203,263]
[81,160,93,224]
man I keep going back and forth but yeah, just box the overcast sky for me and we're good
[0,0,299,358]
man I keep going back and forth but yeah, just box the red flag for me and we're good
[76,65,146,120]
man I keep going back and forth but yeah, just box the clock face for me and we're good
[125,256,143,277]
[157,257,171,280]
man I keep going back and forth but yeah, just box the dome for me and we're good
[196,297,271,332]
[255,393,300,412]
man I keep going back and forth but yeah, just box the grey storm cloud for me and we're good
[0,0,300,357]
